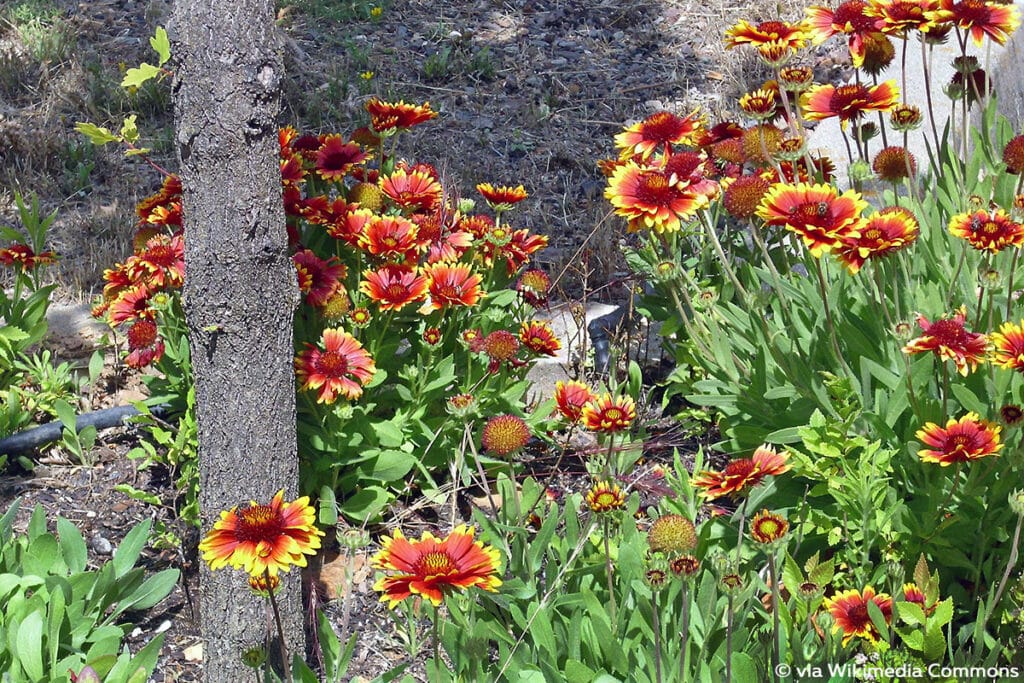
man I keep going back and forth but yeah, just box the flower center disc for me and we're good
[317,351,349,376]
[420,551,456,576]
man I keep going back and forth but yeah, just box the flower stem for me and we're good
[735,496,750,566]
[602,516,618,624]
[812,258,852,377]
[679,585,691,681]
[433,604,443,682]
[264,569,293,683]
[652,590,663,683]
[725,592,734,683]
[767,553,782,683]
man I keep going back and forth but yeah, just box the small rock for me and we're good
[90,534,113,555]
[549,57,568,67]
[154,620,172,635]
[183,643,203,662]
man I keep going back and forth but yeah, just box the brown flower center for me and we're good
[316,351,349,377]
[236,505,284,543]
[640,112,687,143]
[830,84,871,117]
[954,0,992,24]
[846,602,871,629]
[724,458,757,478]
[637,172,676,205]
[419,551,456,576]
[834,0,876,31]
[127,320,158,348]
[927,318,970,346]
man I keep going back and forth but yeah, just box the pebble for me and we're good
[549,57,568,67]
[90,534,113,555]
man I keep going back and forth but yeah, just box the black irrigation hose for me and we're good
[0,403,167,456]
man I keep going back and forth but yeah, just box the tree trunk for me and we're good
[171,1,303,678]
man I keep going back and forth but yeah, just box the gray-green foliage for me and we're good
[0,501,178,682]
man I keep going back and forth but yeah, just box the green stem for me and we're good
[735,496,750,566]
[725,592,734,683]
[700,212,749,304]
[679,585,691,681]
[767,553,782,683]
[603,516,618,624]
[652,590,663,683]
[812,258,852,377]
[433,604,442,682]
[264,569,293,683]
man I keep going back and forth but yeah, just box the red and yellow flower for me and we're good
[801,80,900,128]
[295,328,377,403]
[866,0,938,34]
[128,233,185,290]
[359,265,429,311]
[371,525,502,608]
[990,320,1024,371]
[948,208,1024,253]
[476,182,529,209]
[586,481,627,513]
[917,412,1003,465]
[750,509,790,544]
[834,205,919,273]
[824,587,893,644]
[0,244,57,271]
[692,445,790,499]
[420,262,484,312]
[108,285,157,325]
[926,0,1019,46]
[605,161,712,233]
[359,215,423,262]
[315,134,370,181]
[756,182,867,257]
[614,110,704,159]
[365,98,438,134]
[806,0,886,66]
[903,582,938,615]
[581,393,636,432]
[519,320,561,356]
[293,249,346,307]
[124,319,165,368]
[724,19,808,50]
[380,167,443,213]
[199,490,324,577]
[903,307,988,375]
[554,380,596,423]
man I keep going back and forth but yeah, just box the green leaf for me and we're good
[16,610,45,680]
[119,115,140,144]
[922,624,945,661]
[318,487,338,527]
[867,599,890,642]
[57,517,87,573]
[730,652,758,683]
[931,597,954,627]
[120,568,178,611]
[113,519,151,578]
[121,64,161,89]
[895,601,926,627]
[339,487,389,521]
[361,449,415,482]
[564,660,596,681]
[150,26,170,65]
[74,122,119,145]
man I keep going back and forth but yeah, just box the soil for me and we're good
[0,0,822,679]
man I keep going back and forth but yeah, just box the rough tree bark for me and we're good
[171,1,304,678]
